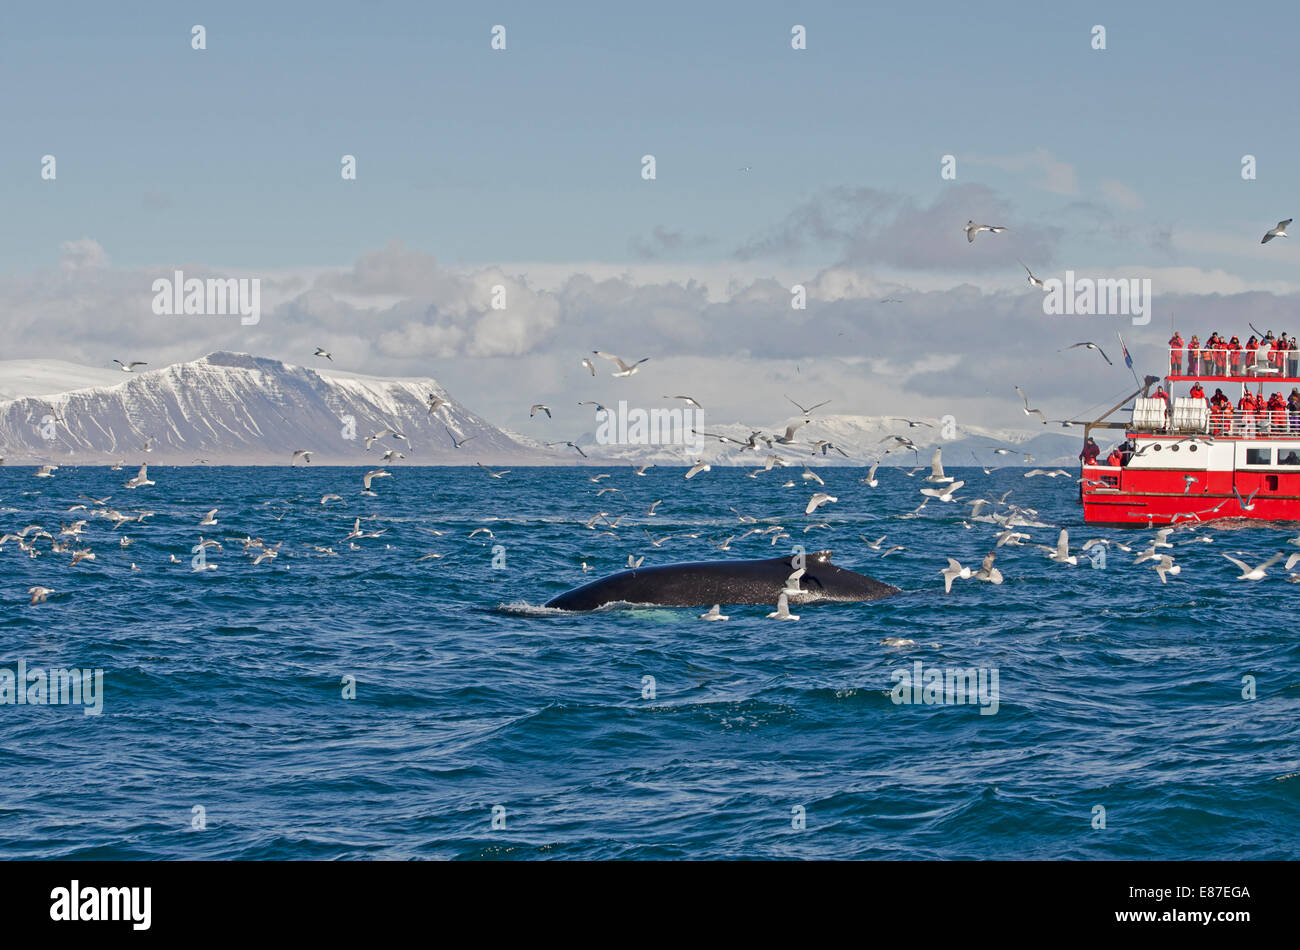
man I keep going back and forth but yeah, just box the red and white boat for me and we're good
[1080,342,1300,526]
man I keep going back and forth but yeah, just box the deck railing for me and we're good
[1168,345,1300,378]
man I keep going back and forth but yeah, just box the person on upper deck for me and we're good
[1213,334,1229,376]
[1228,335,1242,375]
[1288,337,1299,377]
[1187,335,1201,375]
[1245,335,1260,374]
[1169,331,1184,374]
[1079,437,1101,465]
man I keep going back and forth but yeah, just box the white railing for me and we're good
[1168,346,1299,377]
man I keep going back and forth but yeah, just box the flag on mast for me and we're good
[1117,331,1140,388]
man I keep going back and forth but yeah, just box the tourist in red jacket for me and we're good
[1188,335,1201,375]
[1169,331,1183,374]
[1228,335,1242,375]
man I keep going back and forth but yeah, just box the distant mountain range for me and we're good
[0,352,1085,466]
[0,352,547,465]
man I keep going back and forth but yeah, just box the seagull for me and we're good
[446,427,476,449]
[627,554,645,568]
[1152,555,1181,584]
[685,459,711,479]
[28,586,54,605]
[861,535,887,550]
[1015,387,1047,424]
[546,440,588,458]
[581,358,597,376]
[1025,469,1070,478]
[113,359,147,372]
[940,558,973,594]
[1062,342,1113,365]
[881,545,906,557]
[1233,486,1259,511]
[774,421,809,444]
[766,591,799,620]
[893,418,933,429]
[632,464,654,476]
[665,395,703,409]
[964,220,1007,243]
[198,508,218,526]
[1018,259,1044,288]
[477,463,510,479]
[810,440,849,457]
[786,395,830,416]
[380,448,405,462]
[861,460,881,487]
[920,480,964,502]
[1261,218,1292,244]
[924,447,953,484]
[34,464,57,478]
[361,469,391,494]
[1042,529,1079,565]
[427,394,448,414]
[1222,552,1285,580]
[592,350,650,377]
[700,604,729,621]
[313,347,333,361]
[124,464,154,488]
[530,404,551,418]
[291,450,312,466]
[996,529,1030,547]
[805,492,837,515]
[975,552,1004,584]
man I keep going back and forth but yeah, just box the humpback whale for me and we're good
[544,550,899,611]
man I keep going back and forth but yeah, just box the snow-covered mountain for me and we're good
[0,352,551,465]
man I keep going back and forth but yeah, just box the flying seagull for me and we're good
[964,220,1007,243]
[1018,259,1044,287]
[786,395,830,416]
[530,404,551,418]
[313,347,333,361]
[113,360,147,372]
[1015,386,1047,424]
[1262,219,1292,244]
[592,351,650,377]
[1062,342,1113,365]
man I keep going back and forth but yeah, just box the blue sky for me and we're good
[4,0,1298,275]
[4,1,1300,432]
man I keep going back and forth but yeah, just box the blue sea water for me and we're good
[0,463,1298,860]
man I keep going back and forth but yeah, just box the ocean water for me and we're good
[1,463,1298,860]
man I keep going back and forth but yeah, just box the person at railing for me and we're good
[1189,380,1206,401]
[1106,444,1124,466]
[1214,334,1229,376]
[1079,436,1101,465]
[1203,333,1218,376]
[1237,389,1259,437]
[1228,335,1243,375]
[1245,335,1260,375]
[1188,335,1201,375]
[1270,333,1288,373]
[1268,390,1288,431]
[1289,337,1299,378]
[1169,331,1184,374]
[1288,388,1300,433]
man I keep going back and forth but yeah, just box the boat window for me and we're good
[1188,444,1198,452]
[1152,443,1162,452]
[1245,448,1273,465]
[1169,444,1180,452]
